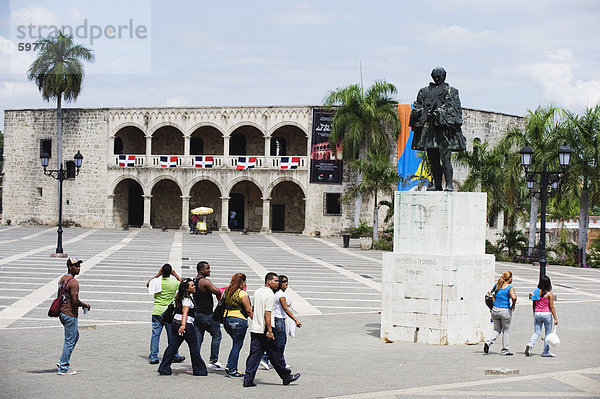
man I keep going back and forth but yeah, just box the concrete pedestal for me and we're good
[381,191,495,345]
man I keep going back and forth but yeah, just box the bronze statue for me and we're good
[409,67,466,191]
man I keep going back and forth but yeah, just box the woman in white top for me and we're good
[260,275,302,369]
[158,278,208,376]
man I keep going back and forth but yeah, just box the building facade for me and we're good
[2,106,523,236]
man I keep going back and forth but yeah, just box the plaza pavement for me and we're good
[0,226,599,398]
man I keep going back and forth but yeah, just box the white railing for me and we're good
[110,155,308,170]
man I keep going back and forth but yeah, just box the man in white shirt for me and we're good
[243,272,300,387]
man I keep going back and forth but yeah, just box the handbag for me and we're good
[546,326,560,347]
[212,293,227,323]
[484,290,495,310]
[161,302,176,324]
[48,276,74,317]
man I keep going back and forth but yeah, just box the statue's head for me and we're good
[431,67,446,85]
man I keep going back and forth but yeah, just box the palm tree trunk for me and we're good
[353,145,366,227]
[528,189,539,256]
[579,190,590,266]
[373,190,379,242]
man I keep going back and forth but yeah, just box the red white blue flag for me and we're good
[160,156,178,168]
[118,155,135,167]
[194,156,213,168]
[236,156,256,170]
[280,156,300,170]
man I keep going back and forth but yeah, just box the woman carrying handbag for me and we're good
[484,271,517,355]
[525,275,558,357]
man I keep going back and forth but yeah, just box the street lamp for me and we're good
[40,150,84,257]
[519,142,571,279]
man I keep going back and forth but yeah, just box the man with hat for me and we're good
[57,258,91,375]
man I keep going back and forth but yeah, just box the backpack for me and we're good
[48,277,74,317]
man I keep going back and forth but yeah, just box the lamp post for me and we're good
[40,150,84,257]
[519,142,571,279]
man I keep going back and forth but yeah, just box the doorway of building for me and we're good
[272,204,285,231]
[229,193,245,230]
[128,185,144,226]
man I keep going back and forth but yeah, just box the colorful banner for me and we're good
[280,156,299,169]
[310,109,342,184]
[194,155,213,168]
[236,156,256,170]
[118,154,135,167]
[160,156,178,168]
[397,104,429,190]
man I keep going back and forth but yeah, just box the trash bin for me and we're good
[343,234,350,248]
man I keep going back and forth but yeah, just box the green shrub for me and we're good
[350,220,373,238]
[374,226,393,251]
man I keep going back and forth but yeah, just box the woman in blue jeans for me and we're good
[222,273,253,377]
[260,275,302,370]
[484,270,517,355]
[525,275,558,357]
[158,278,208,376]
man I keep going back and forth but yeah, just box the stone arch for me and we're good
[148,122,185,136]
[226,121,264,137]
[184,175,223,197]
[111,122,146,137]
[228,179,263,231]
[151,125,184,155]
[110,175,147,196]
[188,179,223,230]
[224,176,265,198]
[269,180,306,233]
[228,124,264,155]
[113,125,146,154]
[266,176,307,199]
[267,121,308,137]
[150,178,183,229]
[112,178,144,227]
[186,122,225,137]
[149,175,184,194]
[270,124,308,156]
[189,125,224,155]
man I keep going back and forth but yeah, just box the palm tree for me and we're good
[557,105,600,266]
[27,31,94,254]
[324,80,399,226]
[503,105,561,254]
[27,31,94,172]
[455,139,527,229]
[344,152,401,241]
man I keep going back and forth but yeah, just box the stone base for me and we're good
[50,253,68,258]
[381,252,495,345]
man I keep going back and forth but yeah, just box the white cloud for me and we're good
[165,97,189,106]
[269,1,329,26]
[0,80,32,98]
[11,6,60,38]
[423,25,496,49]
[514,54,600,110]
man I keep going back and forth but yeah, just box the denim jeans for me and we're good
[223,316,248,373]
[527,312,553,355]
[487,306,512,352]
[58,313,79,372]
[158,321,207,376]
[150,314,181,362]
[194,313,222,363]
[262,317,287,365]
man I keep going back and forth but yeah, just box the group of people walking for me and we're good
[147,261,301,386]
[484,270,559,357]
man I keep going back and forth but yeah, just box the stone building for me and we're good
[2,106,523,236]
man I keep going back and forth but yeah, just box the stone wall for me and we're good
[3,105,523,236]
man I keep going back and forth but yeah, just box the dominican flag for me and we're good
[236,156,256,170]
[280,156,300,170]
[160,156,178,168]
[118,155,135,167]
[194,156,213,168]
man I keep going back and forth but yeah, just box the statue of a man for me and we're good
[409,67,466,191]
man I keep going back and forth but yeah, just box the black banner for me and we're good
[310,109,342,184]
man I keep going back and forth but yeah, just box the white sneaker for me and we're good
[57,370,77,375]
[285,364,291,369]
[208,361,224,370]
[541,352,556,357]
[259,359,270,370]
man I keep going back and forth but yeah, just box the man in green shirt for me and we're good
[147,264,185,364]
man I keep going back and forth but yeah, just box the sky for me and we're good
[1,0,599,129]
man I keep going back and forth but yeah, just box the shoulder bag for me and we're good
[161,302,176,323]
[48,277,74,317]
[212,293,227,323]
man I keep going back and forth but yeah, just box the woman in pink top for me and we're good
[525,276,558,357]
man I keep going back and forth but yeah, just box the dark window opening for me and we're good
[324,193,341,216]
[40,139,52,158]
[114,137,123,154]
[190,137,204,155]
